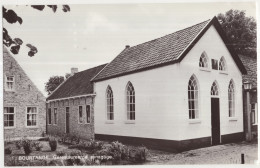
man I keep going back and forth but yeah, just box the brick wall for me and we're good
[46,96,94,140]
[3,48,46,139]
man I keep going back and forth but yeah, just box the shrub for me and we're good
[5,147,12,154]
[15,140,22,149]
[133,146,148,162]
[66,151,83,166]
[87,139,104,152]
[49,138,58,151]
[22,139,33,155]
[56,150,66,156]
[32,141,43,151]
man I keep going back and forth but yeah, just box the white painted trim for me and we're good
[105,120,114,124]
[4,75,16,92]
[124,120,135,124]
[219,71,228,75]
[199,67,211,72]
[4,106,16,129]
[47,94,96,103]
[188,119,201,124]
[228,117,238,121]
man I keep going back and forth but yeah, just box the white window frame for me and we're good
[5,75,15,91]
[48,108,52,125]
[54,108,58,125]
[228,80,235,117]
[78,105,83,124]
[188,75,199,120]
[26,107,38,128]
[86,105,91,124]
[106,86,114,121]
[126,82,135,122]
[199,52,210,72]
[4,107,16,129]
[219,56,228,74]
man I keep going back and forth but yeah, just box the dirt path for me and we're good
[145,141,258,165]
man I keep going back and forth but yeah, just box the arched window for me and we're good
[228,80,235,117]
[219,57,227,71]
[211,81,219,96]
[188,75,199,119]
[126,82,135,120]
[106,86,114,120]
[199,52,209,68]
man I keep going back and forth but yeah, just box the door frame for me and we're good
[211,96,222,145]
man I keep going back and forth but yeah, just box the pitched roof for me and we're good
[92,16,247,82]
[47,64,107,101]
[239,55,257,89]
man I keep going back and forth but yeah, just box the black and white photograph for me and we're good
[1,0,258,166]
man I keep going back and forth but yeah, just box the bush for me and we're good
[87,139,104,152]
[66,151,83,166]
[5,147,12,154]
[56,150,66,156]
[133,146,148,163]
[32,141,43,151]
[15,140,22,149]
[49,138,58,151]
[22,139,33,155]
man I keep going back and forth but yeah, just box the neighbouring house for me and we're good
[3,47,46,139]
[46,64,107,140]
[91,16,247,152]
[239,55,258,139]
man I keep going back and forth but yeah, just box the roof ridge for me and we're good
[127,19,211,50]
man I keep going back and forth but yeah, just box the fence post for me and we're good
[241,153,245,164]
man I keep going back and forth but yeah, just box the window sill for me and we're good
[26,126,38,128]
[4,126,16,129]
[105,120,114,124]
[199,67,211,72]
[219,71,228,75]
[125,120,135,124]
[85,122,91,125]
[252,123,258,126]
[188,119,201,124]
[229,117,238,121]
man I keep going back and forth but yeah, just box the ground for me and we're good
[4,138,258,165]
[145,140,258,164]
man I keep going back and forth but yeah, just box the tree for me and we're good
[3,5,70,57]
[45,76,65,95]
[217,9,256,58]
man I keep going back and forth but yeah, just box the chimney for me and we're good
[71,67,78,76]
[125,45,130,49]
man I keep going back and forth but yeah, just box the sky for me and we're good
[1,0,257,97]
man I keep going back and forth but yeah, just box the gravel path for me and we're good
[145,141,258,165]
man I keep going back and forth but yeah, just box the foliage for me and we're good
[56,150,66,156]
[15,140,22,149]
[5,147,12,154]
[86,139,104,152]
[45,76,65,95]
[132,146,148,162]
[49,137,58,151]
[32,141,43,151]
[217,9,256,57]
[3,5,70,56]
[21,139,33,155]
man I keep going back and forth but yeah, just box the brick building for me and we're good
[46,64,106,140]
[239,55,258,139]
[3,47,46,138]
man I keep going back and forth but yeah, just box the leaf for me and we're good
[31,5,45,11]
[26,44,38,57]
[62,5,70,12]
[11,45,20,54]
[47,5,57,13]
[17,16,23,24]
[13,38,23,45]
[3,28,13,47]
[3,9,19,24]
